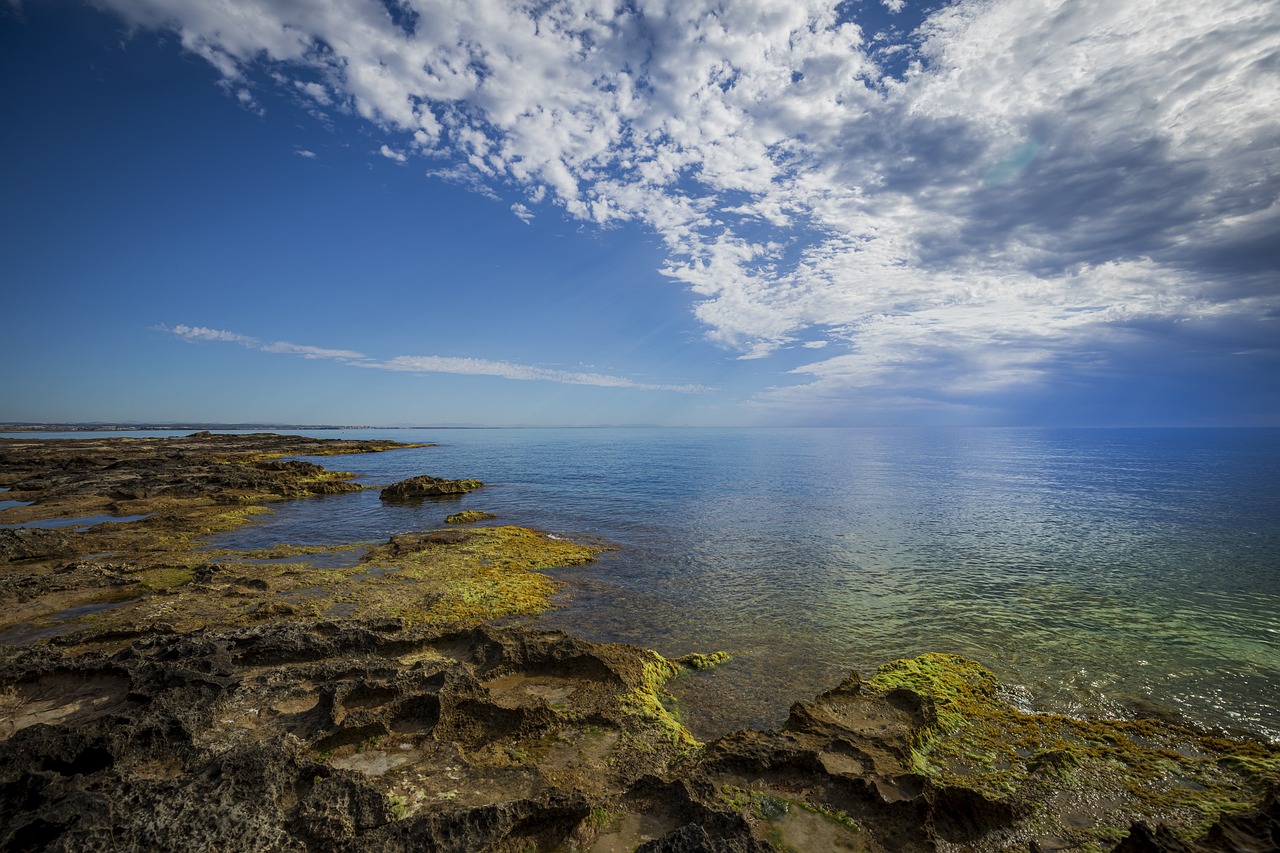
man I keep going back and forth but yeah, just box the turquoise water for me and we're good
[12,427,1279,741]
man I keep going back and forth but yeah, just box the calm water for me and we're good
[10,427,1280,741]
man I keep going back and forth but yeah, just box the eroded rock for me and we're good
[0,621,713,852]
[3,623,1275,852]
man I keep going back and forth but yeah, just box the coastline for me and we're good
[1,432,1276,851]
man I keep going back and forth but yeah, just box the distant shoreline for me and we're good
[0,423,384,432]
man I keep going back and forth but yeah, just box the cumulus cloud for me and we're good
[111,0,1280,416]
[159,324,706,392]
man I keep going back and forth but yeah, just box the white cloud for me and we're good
[295,80,331,106]
[166,324,257,345]
[160,324,367,361]
[378,143,407,163]
[375,355,709,392]
[261,341,368,360]
[511,202,534,224]
[111,0,1280,414]
[295,149,317,158]
[159,324,707,392]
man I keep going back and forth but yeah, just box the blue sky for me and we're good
[2,0,1277,426]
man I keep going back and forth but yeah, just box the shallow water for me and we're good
[0,513,151,530]
[12,427,1278,741]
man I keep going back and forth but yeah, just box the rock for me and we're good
[0,621,705,852]
[444,510,497,525]
[1,624,1277,852]
[380,476,484,501]
[0,528,79,562]
[0,433,422,505]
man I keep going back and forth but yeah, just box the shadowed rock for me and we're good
[381,476,484,501]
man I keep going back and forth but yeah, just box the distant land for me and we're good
[0,423,383,432]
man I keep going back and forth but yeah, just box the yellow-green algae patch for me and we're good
[359,526,598,624]
[618,646,731,754]
[65,525,602,638]
[444,510,498,525]
[865,652,1280,839]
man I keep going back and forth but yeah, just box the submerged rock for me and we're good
[381,475,484,501]
[445,510,497,525]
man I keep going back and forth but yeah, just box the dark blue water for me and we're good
[13,428,1279,740]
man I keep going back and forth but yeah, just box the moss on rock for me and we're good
[444,510,498,525]
[863,652,1280,839]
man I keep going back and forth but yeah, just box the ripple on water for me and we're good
[207,427,1280,743]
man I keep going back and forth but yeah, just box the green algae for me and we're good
[616,649,730,755]
[674,650,731,670]
[360,526,598,624]
[444,510,497,525]
[69,525,601,636]
[864,652,1280,838]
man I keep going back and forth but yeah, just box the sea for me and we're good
[6,427,1279,743]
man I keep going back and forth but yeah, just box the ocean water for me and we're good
[11,427,1280,741]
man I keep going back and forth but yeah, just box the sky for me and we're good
[1,0,1277,427]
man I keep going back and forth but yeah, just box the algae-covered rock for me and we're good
[674,651,731,670]
[0,621,719,852]
[381,475,484,501]
[445,510,497,525]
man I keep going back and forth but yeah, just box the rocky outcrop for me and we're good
[0,621,714,852]
[0,432,425,505]
[381,476,484,501]
[2,623,1276,853]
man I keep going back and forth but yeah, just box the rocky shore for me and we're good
[1,433,1276,852]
